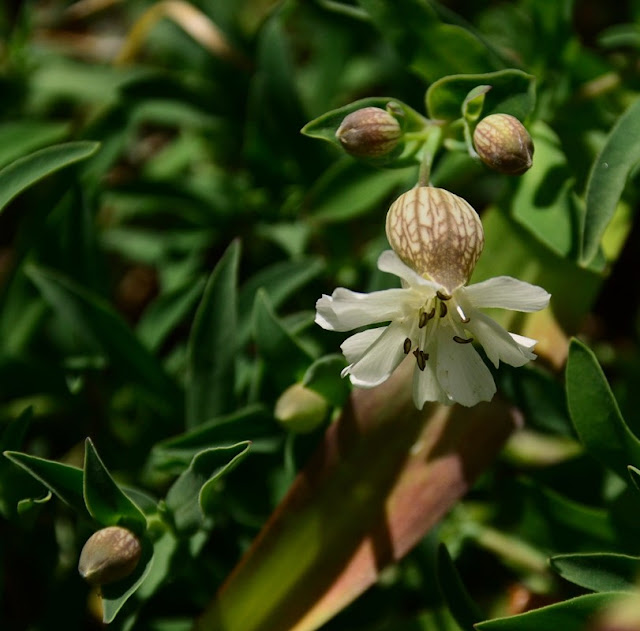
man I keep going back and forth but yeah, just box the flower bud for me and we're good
[78,526,142,586]
[336,107,402,159]
[386,187,484,293]
[274,383,328,434]
[473,114,533,175]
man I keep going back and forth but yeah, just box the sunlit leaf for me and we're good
[551,552,640,593]
[475,593,625,630]
[581,98,640,264]
[566,338,640,480]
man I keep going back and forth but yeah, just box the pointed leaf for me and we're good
[83,439,147,533]
[165,443,250,533]
[26,265,180,414]
[101,536,155,623]
[186,241,240,428]
[581,98,640,264]
[195,362,517,631]
[253,289,313,390]
[4,451,88,517]
[475,593,625,631]
[302,354,350,408]
[628,465,640,493]
[566,338,640,479]
[149,405,276,474]
[426,70,536,122]
[238,257,325,344]
[436,545,481,631]
[0,141,99,214]
[550,553,640,593]
[356,0,504,81]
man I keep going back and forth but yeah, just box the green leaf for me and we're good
[308,160,413,223]
[436,545,481,631]
[238,257,325,345]
[0,121,69,169]
[302,354,350,408]
[17,492,52,515]
[0,141,100,215]
[148,405,276,474]
[137,277,207,351]
[462,86,490,124]
[628,465,640,493]
[185,241,240,428]
[356,0,504,81]
[83,439,147,534]
[252,289,314,390]
[26,265,180,415]
[301,97,426,166]
[3,451,88,517]
[475,593,625,631]
[550,553,640,593]
[426,69,536,122]
[581,98,640,264]
[511,122,578,257]
[101,536,155,624]
[165,443,250,533]
[566,338,640,480]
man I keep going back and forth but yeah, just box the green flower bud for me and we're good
[473,113,533,175]
[336,107,402,159]
[78,526,142,586]
[274,383,328,434]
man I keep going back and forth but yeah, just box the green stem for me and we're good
[417,125,443,187]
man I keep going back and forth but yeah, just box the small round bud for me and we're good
[275,383,328,434]
[385,187,484,293]
[473,114,534,175]
[336,107,402,159]
[78,526,142,586]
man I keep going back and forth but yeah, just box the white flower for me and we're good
[315,249,550,408]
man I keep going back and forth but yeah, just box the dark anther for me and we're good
[419,311,427,328]
[421,350,429,362]
[453,335,474,344]
[460,316,471,324]
[426,307,436,320]
[403,337,411,354]
[436,290,451,301]
[440,302,448,318]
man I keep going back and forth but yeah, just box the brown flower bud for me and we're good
[473,113,533,175]
[274,383,328,434]
[78,526,142,586]
[385,187,484,293]
[336,107,402,158]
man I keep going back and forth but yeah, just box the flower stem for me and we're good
[417,125,443,187]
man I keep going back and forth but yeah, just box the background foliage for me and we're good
[2,1,640,630]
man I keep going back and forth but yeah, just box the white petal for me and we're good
[465,311,534,368]
[377,250,438,291]
[412,347,448,408]
[340,327,386,365]
[462,277,551,312]
[510,333,537,350]
[315,287,411,332]
[345,320,410,388]
[436,327,496,407]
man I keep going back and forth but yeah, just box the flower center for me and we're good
[402,289,474,371]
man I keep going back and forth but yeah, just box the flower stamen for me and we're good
[453,335,474,344]
[436,290,451,301]
[440,301,448,318]
[403,337,412,354]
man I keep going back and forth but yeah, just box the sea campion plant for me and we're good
[2,2,640,631]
